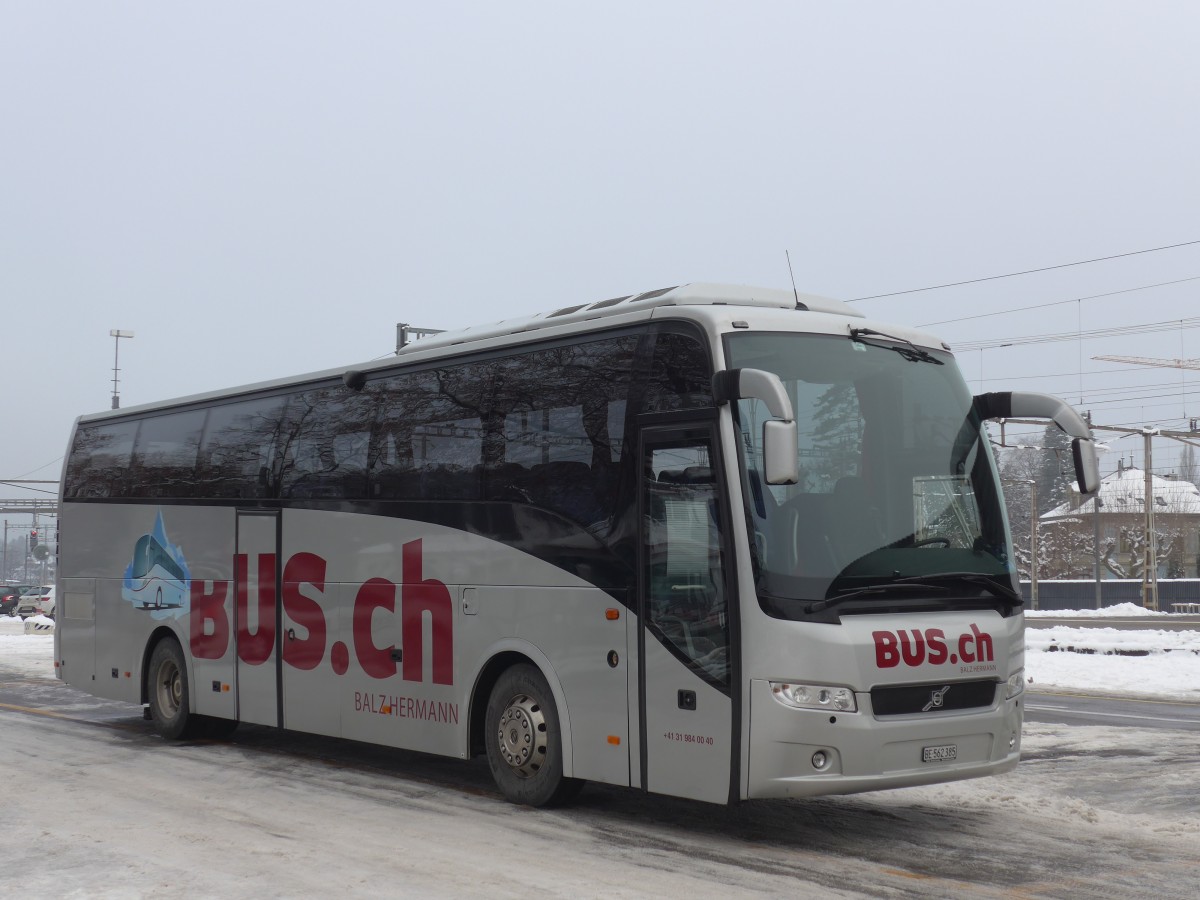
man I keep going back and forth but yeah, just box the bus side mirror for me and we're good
[975,391,1101,494]
[713,368,799,485]
[1071,437,1100,495]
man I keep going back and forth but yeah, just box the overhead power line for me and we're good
[917,275,1200,328]
[953,315,1200,352]
[849,239,1200,302]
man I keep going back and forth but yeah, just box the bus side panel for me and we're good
[279,508,630,780]
[59,503,237,716]
[279,579,350,740]
[458,586,630,787]
[283,509,464,755]
[57,577,96,690]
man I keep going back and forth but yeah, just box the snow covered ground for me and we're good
[5,604,1198,701]
[2,609,1198,898]
[1024,602,1200,702]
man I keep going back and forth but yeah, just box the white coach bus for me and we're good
[55,284,1098,807]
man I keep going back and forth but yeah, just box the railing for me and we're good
[0,498,59,514]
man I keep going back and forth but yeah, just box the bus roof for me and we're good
[77,283,882,423]
[396,283,863,356]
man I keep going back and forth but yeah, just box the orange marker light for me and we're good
[605,608,620,621]
[607,735,621,746]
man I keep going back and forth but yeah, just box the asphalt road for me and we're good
[1025,690,1200,731]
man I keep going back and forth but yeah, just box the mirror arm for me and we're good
[713,369,795,422]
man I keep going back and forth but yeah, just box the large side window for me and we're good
[196,395,289,499]
[130,409,206,498]
[278,387,371,500]
[370,365,487,501]
[491,335,638,529]
[64,420,140,498]
[368,334,639,523]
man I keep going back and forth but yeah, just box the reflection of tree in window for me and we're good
[809,382,862,492]
[278,388,373,499]
[66,421,139,498]
[196,396,288,498]
[131,410,206,498]
[644,332,713,413]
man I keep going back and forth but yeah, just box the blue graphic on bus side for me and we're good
[121,510,191,620]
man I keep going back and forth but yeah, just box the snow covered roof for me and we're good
[1041,466,1200,521]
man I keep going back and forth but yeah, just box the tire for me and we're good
[146,638,204,740]
[485,663,582,807]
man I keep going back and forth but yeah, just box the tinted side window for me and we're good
[278,387,371,500]
[490,335,638,528]
[196,395,289,498]
[368,334,638,525]
[130,409,206,498]
[370,365,487,501]
[643,331,714,412]
[65,420,140,498]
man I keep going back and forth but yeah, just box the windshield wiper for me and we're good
[807,582,949,614]
[849,328,944,365]
[892,572,1022,607]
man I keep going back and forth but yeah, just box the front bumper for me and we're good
[746,678,1022,799]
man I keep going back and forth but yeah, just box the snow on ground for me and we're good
[0,615,55,679]
[1023,606,1200,702]
[4,608,1197,701]
[1025,600,1175,618]
[2,610,1198,898]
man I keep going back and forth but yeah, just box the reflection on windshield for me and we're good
[726,332,1015,618]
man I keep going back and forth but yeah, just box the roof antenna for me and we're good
[785,250,806,310]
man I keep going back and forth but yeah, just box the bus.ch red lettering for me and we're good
[189,538,453,685]
[871,624,994,669]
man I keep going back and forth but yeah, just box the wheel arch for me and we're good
[467,640,574,777]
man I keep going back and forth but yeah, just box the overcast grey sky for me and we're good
[3,2,1200,514]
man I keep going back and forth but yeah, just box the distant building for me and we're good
[1038,463,1200,579]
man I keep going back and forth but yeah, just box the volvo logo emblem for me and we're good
[922,685,952,712]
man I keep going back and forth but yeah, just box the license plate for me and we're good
[922,744,957,763]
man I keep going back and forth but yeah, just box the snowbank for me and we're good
[1025,602,1172,618]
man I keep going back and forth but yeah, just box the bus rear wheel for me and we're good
[485,664,582,807]
[147,637,204,740]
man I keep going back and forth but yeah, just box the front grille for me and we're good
[871,679,998,716]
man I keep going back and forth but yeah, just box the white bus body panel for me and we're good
[59,502,634,788]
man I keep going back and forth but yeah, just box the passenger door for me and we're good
[635,424,736,803]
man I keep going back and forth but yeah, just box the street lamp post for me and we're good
[110,329,134,409]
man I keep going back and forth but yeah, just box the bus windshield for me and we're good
[726,331,1016,620]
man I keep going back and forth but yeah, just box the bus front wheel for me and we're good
[147,638,203,740]
[484,664,582,807]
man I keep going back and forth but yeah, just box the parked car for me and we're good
[1,584,35,616]
[16,586,55,619]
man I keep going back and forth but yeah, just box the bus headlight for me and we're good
[770,682,857,713]
[1006,669,1025,700]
